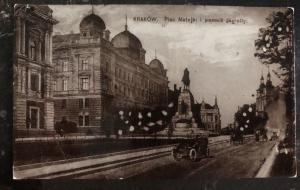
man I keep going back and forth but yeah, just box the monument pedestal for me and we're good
[160,89,206,136]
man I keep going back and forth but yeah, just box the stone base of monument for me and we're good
[158,87,208,137]
[158,113,208,137]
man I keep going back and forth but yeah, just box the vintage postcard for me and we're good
[12,4,295,180]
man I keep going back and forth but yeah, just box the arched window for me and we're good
[30,41,36,60]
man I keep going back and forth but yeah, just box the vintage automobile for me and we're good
[172,135,209,161]
[230,131,244,144]
[270,132,279,141]
[277,137,294,155]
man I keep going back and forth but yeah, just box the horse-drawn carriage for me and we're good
[172,135,209,161]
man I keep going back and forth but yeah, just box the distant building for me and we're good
[52,12,168,129]
[199,97,221,133]
[13,5,58,136]
[256,69,278,117]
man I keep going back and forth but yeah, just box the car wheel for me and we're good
[189,148,197,161]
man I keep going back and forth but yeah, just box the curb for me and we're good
[255,142,278,178]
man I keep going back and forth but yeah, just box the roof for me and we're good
[149,58,165,75]
[111,30,142,49]
[53,33,80,47]
[14,5,58,24]
[80,13,106,31]
[199,102,214,109]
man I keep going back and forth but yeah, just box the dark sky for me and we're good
[50,5,287,127]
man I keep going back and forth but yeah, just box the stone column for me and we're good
[21,20,26,54]
[17,65,21,93]
[27,69,31,94]
[38,40,42,62]
[16,18,21,53]
[44,101,54,130]
[22,67,26,93]
[38,72,42,93]
[49,31,53,65]
[45,32,49,64]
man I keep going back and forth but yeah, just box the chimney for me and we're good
[104,30,110,41]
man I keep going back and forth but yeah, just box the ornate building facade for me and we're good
[13,5,58,136]
[199,97,221,133]
[256,70,277,117]
[52,13,168,128]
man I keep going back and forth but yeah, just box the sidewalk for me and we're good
[13,144,173,179]
[255,142,278,177]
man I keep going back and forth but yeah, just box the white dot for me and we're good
[248,107,253,112]
[263,47,267,52]
[286,26,289,32]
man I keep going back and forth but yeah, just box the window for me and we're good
[85,115,89,126]
[79,115,89,126]
[79,98,89,109]
[53,80,57,91]
[79,99,83,109]
[62,79,68,91]
[61,99,66,109]
[118,68,121,78]
[105,62,109,72]
[82,59,89,70]
[62,61,68,72]
[80,77,89,90]
[30,41,36,60]
[29,107,39,129]
[85,98,89,108]
[30,74,39,91]
[79,115,83,126]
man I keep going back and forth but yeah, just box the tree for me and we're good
[254,9,294,118]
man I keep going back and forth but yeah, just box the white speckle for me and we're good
[0,110,7,119]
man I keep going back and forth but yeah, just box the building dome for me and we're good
[79,13,106,37]
[111,30,143,50]
[149,58,165,75]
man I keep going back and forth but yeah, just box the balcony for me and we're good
[53,88,114,97]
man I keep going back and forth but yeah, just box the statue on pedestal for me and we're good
[182,68,190,90]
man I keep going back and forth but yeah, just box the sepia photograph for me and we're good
[12,4,295,180]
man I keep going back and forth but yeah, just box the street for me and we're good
[76,139,276,180]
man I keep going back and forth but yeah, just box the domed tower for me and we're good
[149,54,166,76]
[79,13,106,38]
[111,16,146,62]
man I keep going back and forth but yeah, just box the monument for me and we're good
[162,68,206,136]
